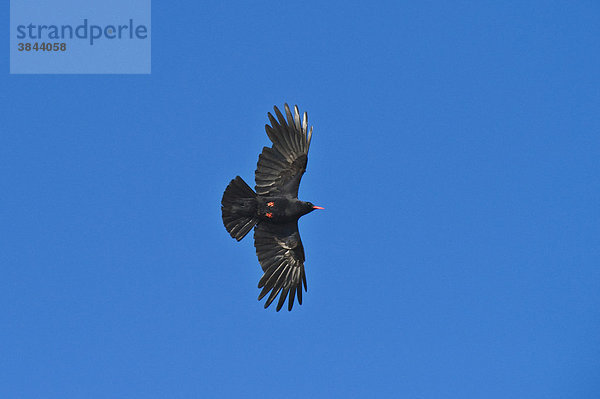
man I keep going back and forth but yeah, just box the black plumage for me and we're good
[221,104,322,311]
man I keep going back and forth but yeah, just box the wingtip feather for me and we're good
[302,112,308,135]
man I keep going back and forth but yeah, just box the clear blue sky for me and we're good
[2,1,599,398]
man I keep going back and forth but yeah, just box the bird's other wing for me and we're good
[255,104,313,197]
[254,221,307,311]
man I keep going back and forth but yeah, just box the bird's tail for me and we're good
[221,176,259,241]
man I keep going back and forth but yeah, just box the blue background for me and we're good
[2,1,599,398]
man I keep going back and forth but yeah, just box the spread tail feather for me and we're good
[221,176,258,241]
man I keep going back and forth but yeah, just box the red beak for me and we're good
[312,205,325,210]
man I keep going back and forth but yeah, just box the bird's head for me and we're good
[303,201,324,215]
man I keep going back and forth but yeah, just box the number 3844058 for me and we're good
[18,42,66,51]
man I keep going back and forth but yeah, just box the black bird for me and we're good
[221,104,323,311]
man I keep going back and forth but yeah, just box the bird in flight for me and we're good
[221,103,323,311]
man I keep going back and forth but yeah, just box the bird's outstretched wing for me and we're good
[255,104,313,197]
[254,221,307,311]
